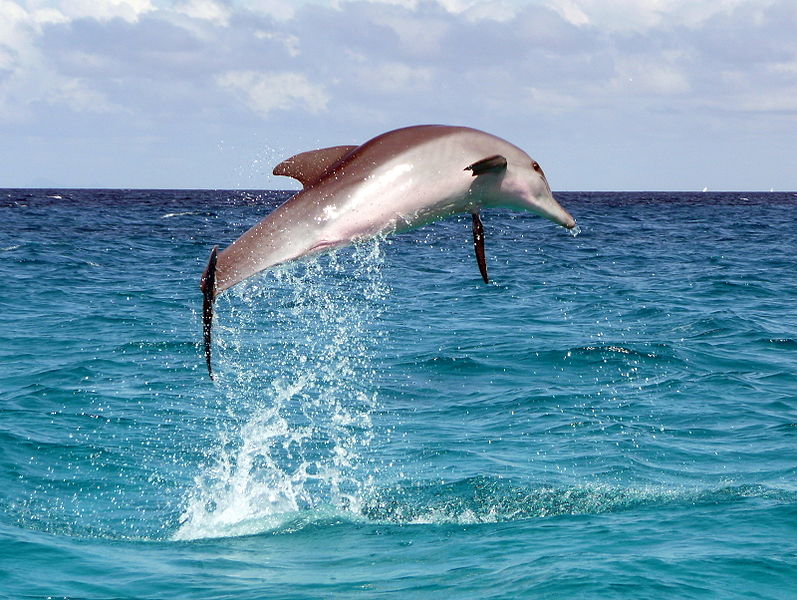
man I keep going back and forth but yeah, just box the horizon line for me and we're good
[2,187,794,194]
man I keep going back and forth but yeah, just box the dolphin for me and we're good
[200,124,576,378]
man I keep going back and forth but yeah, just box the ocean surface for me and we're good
[1,188,796,599]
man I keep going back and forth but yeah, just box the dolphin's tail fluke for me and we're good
[200,245,218,379]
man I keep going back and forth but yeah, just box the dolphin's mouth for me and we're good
[532,192,576,230]
[551,210,576,230]
[308,239,344,254]
[541,213,576,230]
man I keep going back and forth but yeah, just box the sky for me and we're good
[1,0,795,190]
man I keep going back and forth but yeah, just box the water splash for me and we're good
[569,224,582,237]
[174,240,389,540]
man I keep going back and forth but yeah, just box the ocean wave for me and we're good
[168,477,796,540]
[161,211,199,218]
[360,478,797,525]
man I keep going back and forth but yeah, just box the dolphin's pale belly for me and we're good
[317,161,472,243]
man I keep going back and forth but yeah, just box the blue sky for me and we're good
[1,0,795,190]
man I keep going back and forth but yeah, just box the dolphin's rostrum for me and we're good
[200,125,576,378]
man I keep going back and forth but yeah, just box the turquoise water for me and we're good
[1,189,796,598]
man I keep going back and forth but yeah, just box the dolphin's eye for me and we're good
[532,161,544,176]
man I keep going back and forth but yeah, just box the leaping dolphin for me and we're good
[200,125,576,378]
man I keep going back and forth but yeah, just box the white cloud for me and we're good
[546,0,766,31]
[525,86,581,112]
[713,87,797,114]
[459,1,519,22]
[548,0,587,26]
[174,0,230,25]
[0,1,43,121]
[27,0,154,23]
[29,7,68,24]
[612,56,691,96]
[235,0,297,21]
[0,46,14,71]
[371,11,451,55]
[217,70,329,117]
[769,61,797,75]
[355,61,435,94]
[255,30,301,57]
[0,0,33,46]
[425,0,519,20]
[58,77,121,112]
[335,0,420,8]
[330,0,520,19]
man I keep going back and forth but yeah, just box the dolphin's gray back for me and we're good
[316,125,527,188]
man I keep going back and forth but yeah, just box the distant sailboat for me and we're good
[702,186,708,192]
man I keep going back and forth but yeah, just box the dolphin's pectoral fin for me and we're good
[465,155,507,176]
[471,212,489,284]
[273,145,358,188]
[200,245,219,380]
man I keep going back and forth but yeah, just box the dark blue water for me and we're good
[1,189,796,598]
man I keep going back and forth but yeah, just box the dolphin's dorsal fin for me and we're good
[465,155,507,176]
[273,145,358,188]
